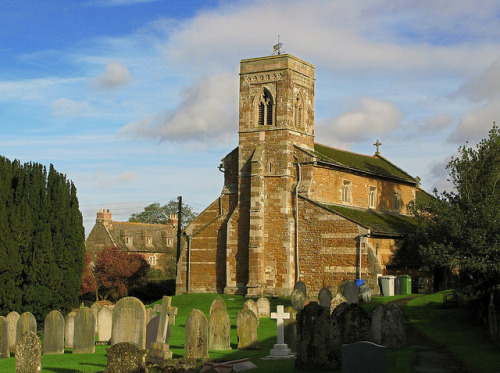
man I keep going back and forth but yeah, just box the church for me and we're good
[175,52,425,296]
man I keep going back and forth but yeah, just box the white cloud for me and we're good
[51,98,94,117]
[90,63,131,90]
[421,114,453,132]
[456,57,500,102]
[119,73,238,145]
[316,97,401,144]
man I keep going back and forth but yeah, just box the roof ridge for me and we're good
[111,221,173,227]
[314,142,376,159]
[374,153,417,183]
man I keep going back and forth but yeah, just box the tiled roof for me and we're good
[311,143,418,184]
[318,202,417,236]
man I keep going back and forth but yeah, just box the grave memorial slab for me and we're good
[15,331,41,373]
[330,292,348,314]
[43,310,64,355]
[105,342,146,373]
[256,297,271,318]
[342,281,359,304]
[370,304,384,345]
[339,304,371,346]
[318,287,333,309]
[185,309,209,359]
[236,308,259,350]
[290,289,306,312]
[97,306,113,344]
[0,316,9,358]
[342,341,386,373]
[64,312,77,349]
[6,311,19,353]
[209,296,227,316]
[16,312,36,347]
[209,307,231,350]
[73,307,95,354]
[243,299,259,320]
[381,304,405,348]
[111,296,147,349]
[90,302,101,333]
[294,281,307,297]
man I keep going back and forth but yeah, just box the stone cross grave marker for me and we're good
[111,296,147,349]
[73,307,95,354]
[16,312,37,347]
[162,296,178,326]
[15,331,41,373]
[146,295,173,366]
[208,306,231,351]
[145,316,171,349]
[185,309,209,359]
[269,305,292,357]
[106,342,147,373]
[342,341,386,373]
[43,310,65,355]
[236,308,259,350]
[64,311,76,349]
[6,311,19,353]
[97,306,113,344]
[0,316,9,358]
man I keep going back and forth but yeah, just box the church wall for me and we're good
[309,166,416,212]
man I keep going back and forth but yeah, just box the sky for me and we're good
[1,0,499,236]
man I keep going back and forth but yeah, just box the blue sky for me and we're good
[1,0,499,235]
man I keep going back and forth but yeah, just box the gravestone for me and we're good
[98,306,113,343]
[295,302,329,371]
[371,304,384,345]
[6,311,19,353]
[145,316,171,349]
[256,297,271,318]
[318,287,333,309]
[153,304,162,313]
[111,297,147,348]
[105,342,146,373]
[146,296,173,365]
[64,312,77,349]
[90,302,101,333]
[359,283,372,303]
[236,308,259,350]
[294,281,307,297]
[291,289,306,312]
[330,292,348,314]
[381,304,405,348]
[243,299,259,320]
[209,306,231,350]
[0,316,9,358]
[283,306,297,352]
[73,307,95,354]
[337,279,349,295]
[342,281,359,304]
[43,310,64,355]
[339,304,371,346]
[146,308,157,324]
[185,309,209,359]
[15,331,41,373]
[342,341,386,373]
[161,296,178,326]
[209,296,227,316]
[269,305,291,357]
[16,312,37,347]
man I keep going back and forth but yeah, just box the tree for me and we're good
[128,199,198,227]
[80,253,97,300]
[94,246,150,301]
[413,124,500,302]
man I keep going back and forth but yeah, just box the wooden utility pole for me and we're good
[176,196,182,265]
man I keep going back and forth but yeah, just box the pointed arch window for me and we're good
[294,94,304,128]
[257,89,274,126]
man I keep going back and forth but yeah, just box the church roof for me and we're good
[312,143,418,184]
[319,202,417,237]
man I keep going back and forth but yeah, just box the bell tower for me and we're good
[229,53,315,296]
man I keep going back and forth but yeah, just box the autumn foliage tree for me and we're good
[94,246,150,301]
[79,253,97,300]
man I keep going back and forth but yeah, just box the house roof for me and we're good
[311,143,418,184]
[318,202,417,236]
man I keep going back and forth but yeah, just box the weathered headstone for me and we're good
[256,297,271,318]
[146,295,173,365]
[98,306,113,344]
[381,304,405,348]
[359,283,372,303]
[209,306,231,350]
[43,310,64,355]
[371,304,385,345]
[15,331,41,373]
[283,306,298,352]
[105,342,146,373]
[243,299,259,320]
[330,292,348,314]
[209,296,227,316]
[111,297,147,349]
[0,316,9,358]
[337,279,349,295]
[153,304,162,313]
[339,303,371,346]
[64,312,77,349]
[73,307,96,354]
[146,308,157,324]
[236,308,259,350]
[90,302,101,333]
[294,281,307,297]
[295,302,329,370]
[145,316,171,349]
[185,309,209,359]
[291,289,306,312]
[6,311,19,353]
[16,312,36,347]
[342,341,386,373]
[269,305,291,357]
[342,281,359,304]
[318,287,333,309]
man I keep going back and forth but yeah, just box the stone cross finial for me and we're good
[374,140,382,155]
[271,305,290,345]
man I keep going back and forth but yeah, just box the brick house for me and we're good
[175,53,426,296]
[85,209,178,277]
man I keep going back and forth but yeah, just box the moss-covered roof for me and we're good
[319,202,417,236]
[312,143,418,184]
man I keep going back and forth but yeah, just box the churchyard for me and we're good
[1,288,500,372]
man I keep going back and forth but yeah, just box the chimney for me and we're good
[96,209,112,223]
[169,213,178,226]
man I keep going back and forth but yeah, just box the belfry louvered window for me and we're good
[258,89,274,126]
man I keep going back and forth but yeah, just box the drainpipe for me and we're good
[358,230,370,279]
[293,153,301,283]
[186,235,191,292]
